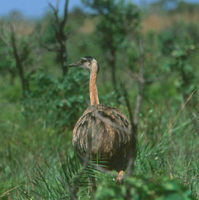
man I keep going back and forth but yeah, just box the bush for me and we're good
[23,69,88,130]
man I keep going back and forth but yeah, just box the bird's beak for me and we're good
[69,60,82,67]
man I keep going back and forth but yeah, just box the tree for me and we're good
[10,26,30,96]
[0,38,16,85]
[38,0,69,76]
[159,22,199,134]
[82,0,140,101]
[0,12,34,97]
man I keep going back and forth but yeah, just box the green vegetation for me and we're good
[0,0,199,199]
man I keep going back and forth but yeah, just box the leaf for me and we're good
[171,50,185,58]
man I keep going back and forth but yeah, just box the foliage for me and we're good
[23,69,88,130]
[158,22,199,98]
[36,12,57,45]
[20,154,89,199]
[0,40,16,78]
[82,0,140,50]
[95,176,193,200]
[0,19,35,96]
[0,1,199,199]
[82,0,140,98]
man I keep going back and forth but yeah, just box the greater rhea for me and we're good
[69,56,135,183]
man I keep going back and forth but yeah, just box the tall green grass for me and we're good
[0,78,198,199]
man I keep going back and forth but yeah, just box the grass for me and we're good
[0,4,199,198]
[0,77,198,199]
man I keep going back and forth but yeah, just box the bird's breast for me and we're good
[72,105,131,158]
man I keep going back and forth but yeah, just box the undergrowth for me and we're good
[0,79,198,199]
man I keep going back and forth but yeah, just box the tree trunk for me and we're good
[8,69,16,85]
[55,27,68,76]
[11,30,29,97]
[59,41,68,76]
[110,48,120,102]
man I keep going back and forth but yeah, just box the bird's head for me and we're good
[69,56,99,72]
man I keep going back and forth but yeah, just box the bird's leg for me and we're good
[88,176,96,197]
[116,170,124,184]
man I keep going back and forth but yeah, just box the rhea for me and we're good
[69,56,135,183]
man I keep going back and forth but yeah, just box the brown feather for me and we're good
[70,57,136,172]
[72,104,134,171]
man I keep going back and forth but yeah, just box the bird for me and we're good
[69,56,136,185]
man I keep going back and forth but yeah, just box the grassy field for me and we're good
[0,75,198,199]
[0,2,199,199]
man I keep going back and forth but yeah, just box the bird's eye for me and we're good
[81,58,87,63]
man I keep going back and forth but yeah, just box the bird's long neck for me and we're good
[90,66,99,106]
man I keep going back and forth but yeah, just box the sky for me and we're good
[0,0,199,18]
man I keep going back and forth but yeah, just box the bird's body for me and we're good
[72,104,131,171]
[70,56,136,181]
